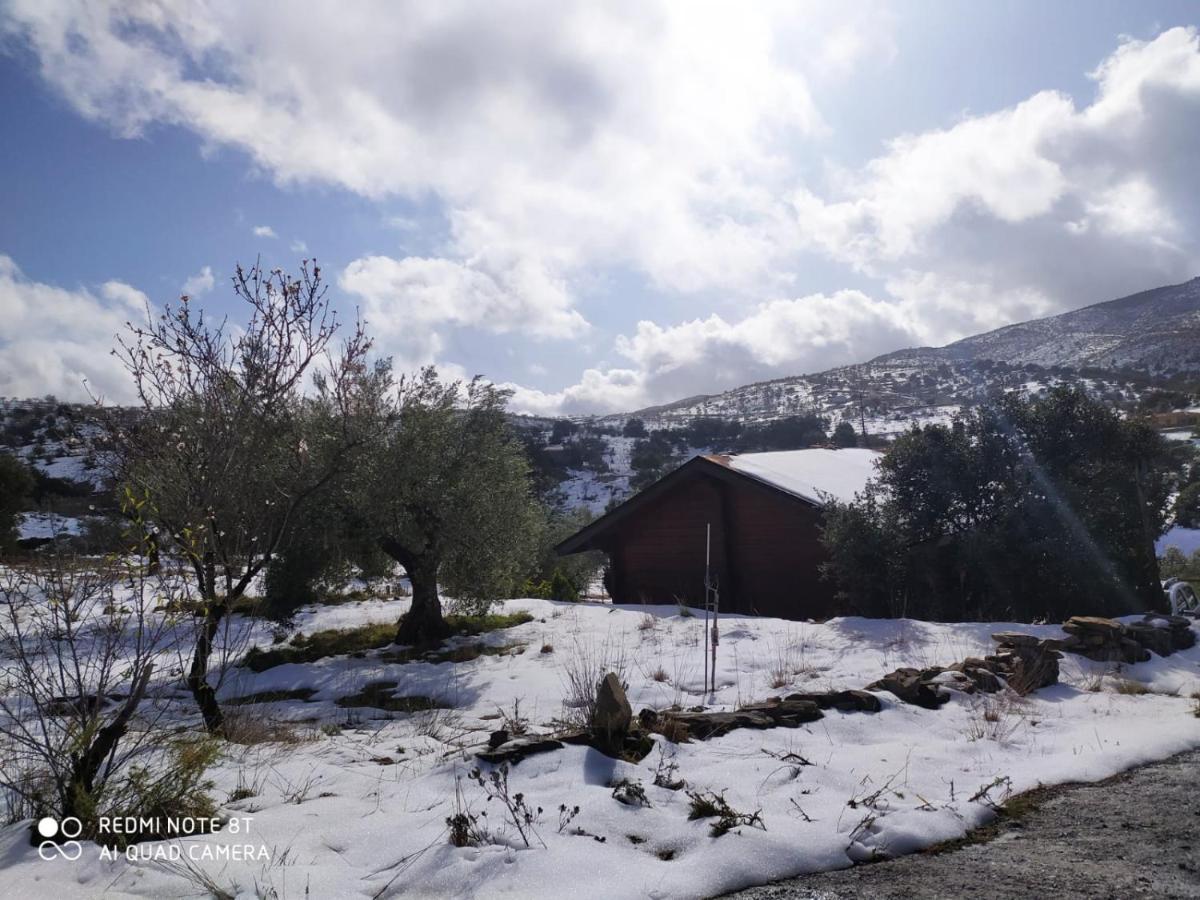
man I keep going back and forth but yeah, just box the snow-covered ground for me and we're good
[554,436,637,514]
[1162,429,1198,443]
[15,511,83,540]
[3,594,1199,899]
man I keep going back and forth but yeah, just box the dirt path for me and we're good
[727,748,1200,899]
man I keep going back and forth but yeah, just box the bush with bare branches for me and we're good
[104,259,377,732]
[0,529,202,842]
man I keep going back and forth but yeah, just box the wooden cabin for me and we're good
[556,448,881,620]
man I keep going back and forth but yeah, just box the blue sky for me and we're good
[1,2,1198,413]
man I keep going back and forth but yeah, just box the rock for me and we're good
[865,668,949,710]
[797,690,883,713]
[661,710,772,740]
[1065,616,1125,633]
[958,664,1004,694]
[1003,644,1060,693]
[740,698,824,727]
[1140,614,1198,652]
[593,672,632,741]
[1057,613,1193,664]
[1126,625,1173,658]
[475,736,564,765]
[992,632,1041,647]
[830,690,884,713]
[487,729,509,749]
[654,698,824,742]
[1040,637,1079,651]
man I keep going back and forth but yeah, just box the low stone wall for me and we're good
[474,615,1197,763]
[865,638,1061,710]
[1054,614,1195,663]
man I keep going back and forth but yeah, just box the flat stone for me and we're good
[865,668,949,710]
[475,736,564,765]
[783,690,882,713]
[991,632,1041,647]
[1065,616,1124,633]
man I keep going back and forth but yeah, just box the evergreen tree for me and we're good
[1174,482,1200,529]
[0,453,34,552]
[822,387,1175,621]
[832,421,857,448]
[622,417,648,438]
[362,367,540,644]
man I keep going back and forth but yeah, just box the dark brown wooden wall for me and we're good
[724,479,837,619]
[603,471,838,620]
[608,476,728,608]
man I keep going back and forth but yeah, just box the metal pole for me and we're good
[703,522,710,700]
[710,577,719,695]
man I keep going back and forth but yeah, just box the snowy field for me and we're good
[15,511,83,540]
[2,595,1199,899]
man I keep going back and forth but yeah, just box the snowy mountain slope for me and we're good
[605,359,1138,436]
[603,277,1200,432]
[878,276,1200,373]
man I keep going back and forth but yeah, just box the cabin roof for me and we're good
[721,448,881,506]
[556,447,882,555]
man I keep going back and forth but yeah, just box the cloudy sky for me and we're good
[1,1,1198,414]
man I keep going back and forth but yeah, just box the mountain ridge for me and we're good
[609,276,1200,430]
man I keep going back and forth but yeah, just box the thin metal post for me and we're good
[703,522,710,700]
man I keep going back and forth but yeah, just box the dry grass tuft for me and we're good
[1113,678,1150,696]
[221,709,316,746]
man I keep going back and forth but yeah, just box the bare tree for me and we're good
[106,260,374,732]
[0,519,185,834]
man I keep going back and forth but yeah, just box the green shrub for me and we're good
[548,569,579,602]
[66,738,220,850]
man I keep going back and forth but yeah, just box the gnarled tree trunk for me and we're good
[380,537,450,645]
[187,604,225,733]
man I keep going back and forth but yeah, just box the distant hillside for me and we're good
[877,276,1200,373]
[602,277,1200,433]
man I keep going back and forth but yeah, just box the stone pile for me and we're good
[643,696,825,742]
[866,638,1062,709]
[1054,614,1196,664]
[985,633,1062,692]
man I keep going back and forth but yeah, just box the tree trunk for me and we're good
[395,556,450,645]
[187,604,225,733]
[1132,459,1163,612]
[62,663,155,827]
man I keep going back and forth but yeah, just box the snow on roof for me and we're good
[724,447,882,505]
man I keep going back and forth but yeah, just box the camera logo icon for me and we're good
[36,816,83,861]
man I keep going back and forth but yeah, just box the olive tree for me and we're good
[363,367,539,645]
[106,260,372,732]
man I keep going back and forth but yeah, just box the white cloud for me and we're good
[252,225,278,239]
[0,255,143,402]
[507,289,921,415]
[792,27,1200,318]
[5,5,1200,414]
[181,264,215,297]
[290,239,308,253]
[339,255,587,369]
[0,1,845,314]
